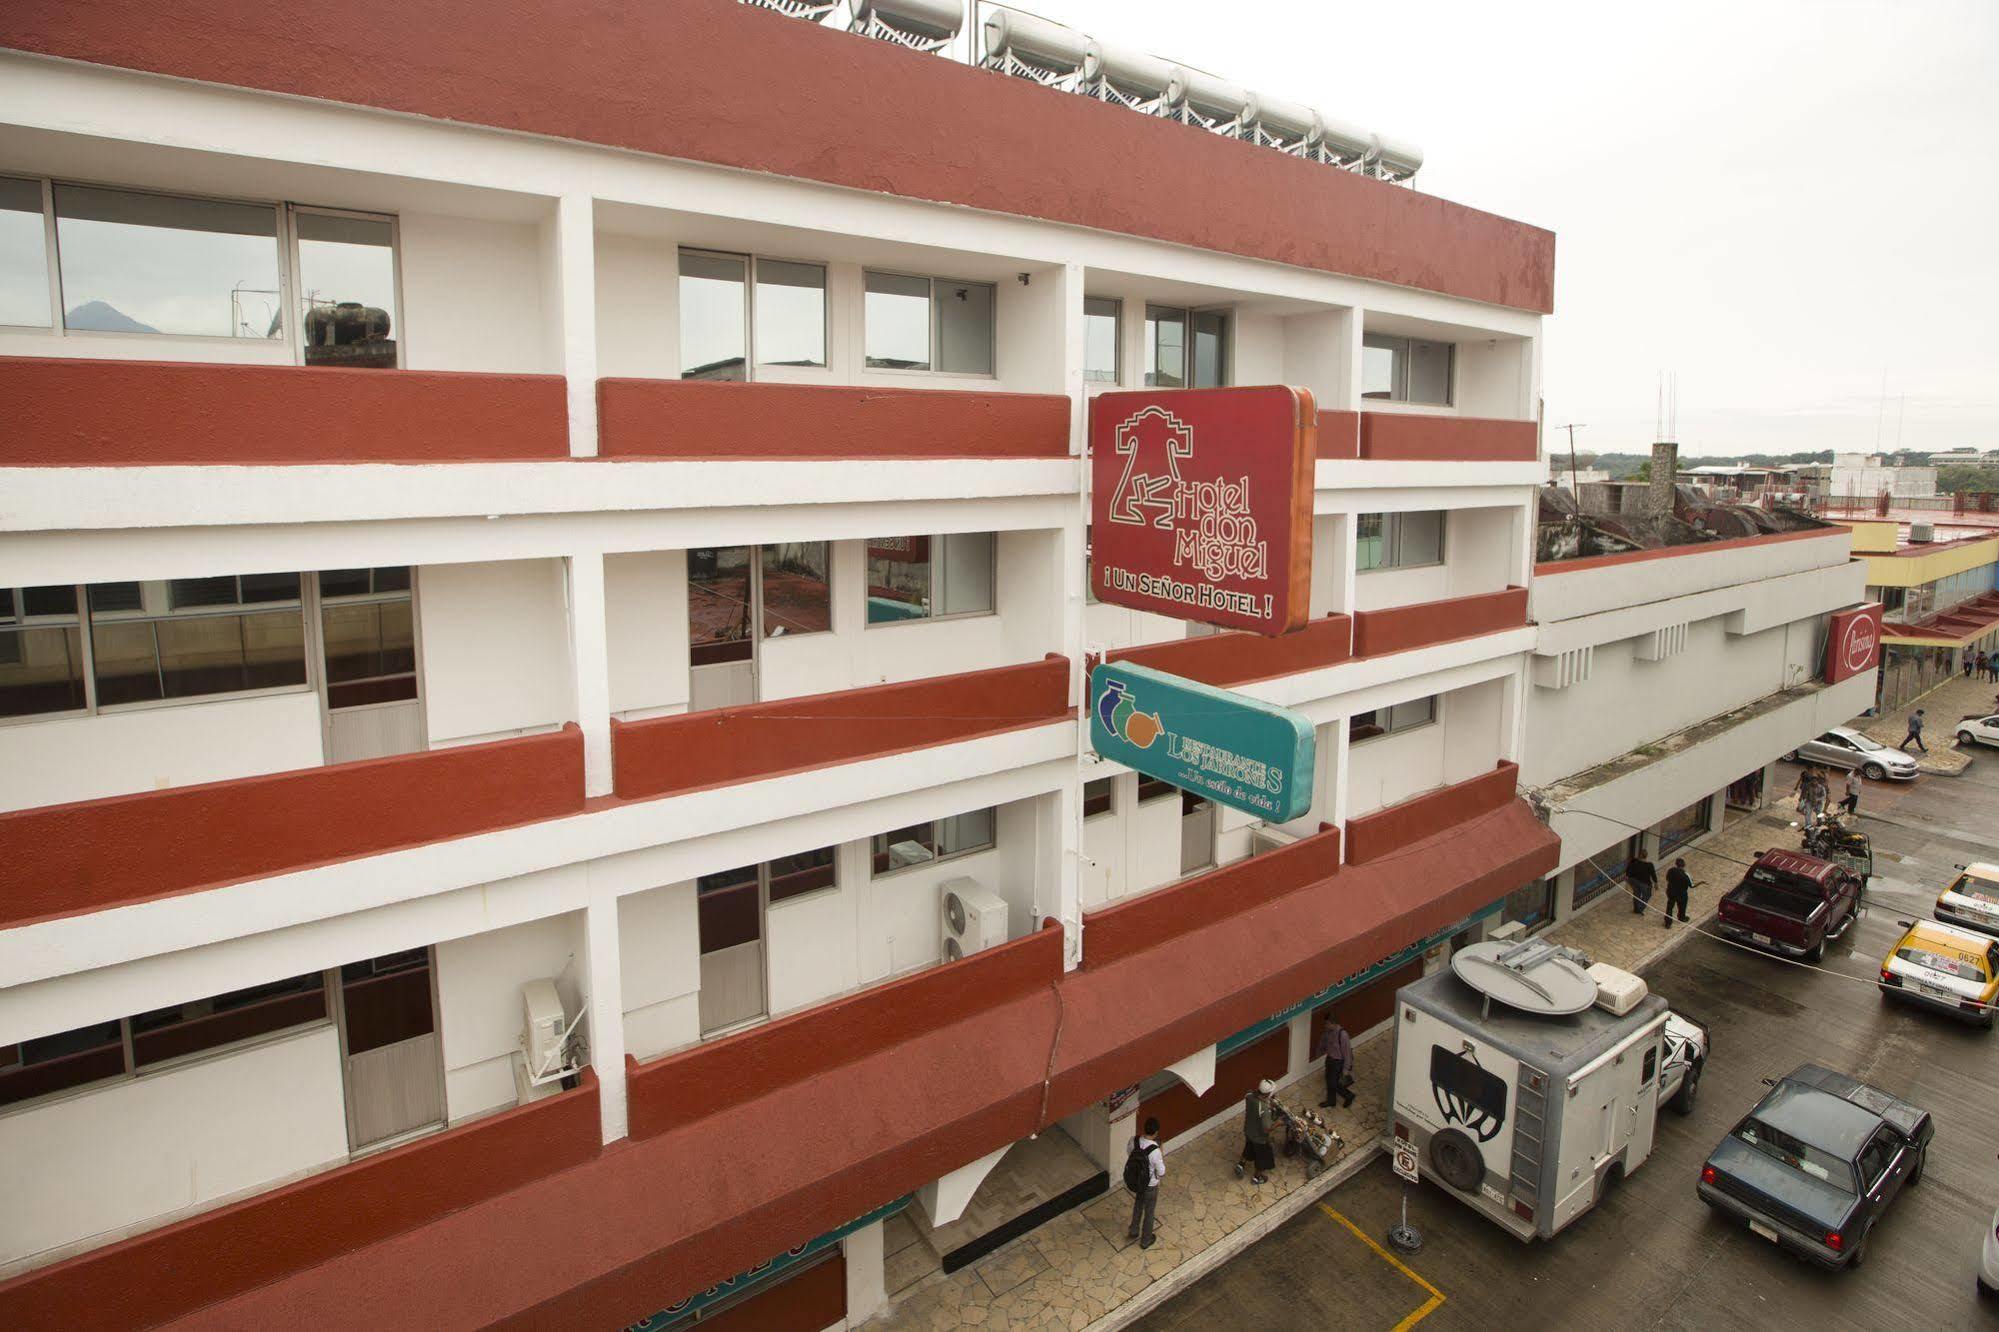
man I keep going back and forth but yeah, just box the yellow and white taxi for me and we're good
[1879,919,1999,1030]
[1937,863,1999,938]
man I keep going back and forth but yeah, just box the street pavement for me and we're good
[1136,750,1999,1331]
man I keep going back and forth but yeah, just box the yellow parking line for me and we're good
[1317,1202,1445,1331]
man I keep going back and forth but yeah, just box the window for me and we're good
[319,568,417,709]
[866,533,996,624]
[1348,696,1436,743]
[88,576,307,707]
[0,175,49,328]
[0,971,328,1109]
[4,175,406,363]
[1501,878,1555,933]
[1084,777,1115,818]
[688,547,754,664]
[766,845,837,904]
[1145,306,1229,388]
[1137,775,1178,802]
[753,259,828,369]
[54,184,283,340]
[864,271,995,375]
[1656,797,1711,853]
[871,807,997,875]
[1573,836,1640,908]
[1084,296,1121,384]
[296,210,399,369]
[0,586,86,719]
[1362,332,1454,406]
[760,542,832,638]
[1857,1135,1894,1190]
[1355,511,1446,572]
[679,250,748,380]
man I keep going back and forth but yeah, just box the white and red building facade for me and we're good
[0,3,1566,1326]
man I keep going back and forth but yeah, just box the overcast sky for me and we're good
[1032,0,1998,459]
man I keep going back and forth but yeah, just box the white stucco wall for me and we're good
[435,904,585,1122]
[417,558,575,745]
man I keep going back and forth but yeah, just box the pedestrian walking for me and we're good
[1318,1019,1355,1110]
[1234,1080,1277,1185]
[1979,650,1991,681]
[1663,857,1693,927]
[1988,652,1998,684]
[1123,1116,1164,1249]
[1839,768,1861,815]
[1793,766,1823,817]
[1965,652,1976,679]
[1627,849,1657,915]
[1900,708,1928,754]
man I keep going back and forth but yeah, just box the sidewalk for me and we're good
[869,811,1783,1332]
[1850,670,1987,776]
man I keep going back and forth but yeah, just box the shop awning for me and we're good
[1882,593,1999,648]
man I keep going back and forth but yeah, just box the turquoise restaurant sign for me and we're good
[1090,661,1314,822]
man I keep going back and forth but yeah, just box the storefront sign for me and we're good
[1090,660,1313,822]
[1825,603,1882,683]
[1090,386,1316,635]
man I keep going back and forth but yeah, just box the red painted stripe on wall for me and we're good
[1350,586,1529,658]
[1357,412,1538,462]
[0,358,569,465]
[0,0,1555,314]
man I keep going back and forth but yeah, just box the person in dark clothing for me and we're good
[1663,857,1694,927]
[1901,708,1928,754]
[1966,653,1977,678]
[1627,851,1658,915]
[1125,1117,1164,1249]
[1318,1020,1355,1109]
[1235,1080,1276,1185]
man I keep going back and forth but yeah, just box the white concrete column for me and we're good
[1045,783,1083,972]
[565,552,614,798]
[1287,1013,1314,1080]
[844,1219,888,1327]
[550,193,599,458]
[1333,306,1366,411]
[1329,719,1354,843]
[583,894,628,1144]
[1499,667,1528,766]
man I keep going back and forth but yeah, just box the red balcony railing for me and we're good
[1080,826,1344,970]
[1315,409,1361,459]
[0,1072,600,1328]
[1107,615,1353,687]
[0,725,585,927]
[610,657,1070,800]
[1351,586,1529,658]
[1358,412,1539,462]
[596,378,1071,461]
[1345,761,1522,864]
[0,358,570,465]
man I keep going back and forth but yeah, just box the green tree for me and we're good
[1936,464,1999,495]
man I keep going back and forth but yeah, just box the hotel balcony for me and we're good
[1317,410,1540,464]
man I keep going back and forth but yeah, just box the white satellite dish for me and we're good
[1450,939,1599,1017]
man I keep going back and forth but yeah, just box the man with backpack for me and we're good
[1123,1116,1165,1248]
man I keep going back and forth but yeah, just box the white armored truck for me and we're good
[1389,939,1708,1241]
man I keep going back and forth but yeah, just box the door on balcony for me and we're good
[336,948,445,1151]
[687,544,833,712]
[315,566,424,762]
[1180,792,1216,875]
[697,865,766,1035]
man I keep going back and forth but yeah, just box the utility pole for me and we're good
[1553,423,1586,503]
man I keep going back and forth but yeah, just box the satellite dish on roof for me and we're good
[1451,939,1599,1017]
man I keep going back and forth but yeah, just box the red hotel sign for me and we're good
[1090,386,1317,635]
[1824,603,1882,683]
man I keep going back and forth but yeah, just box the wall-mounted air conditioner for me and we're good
[941,876,1009,961]
[514,978,584,1105]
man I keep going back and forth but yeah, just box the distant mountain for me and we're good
[65,300,159,334]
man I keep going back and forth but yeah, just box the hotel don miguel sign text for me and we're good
[1823,603,1882,685]
[1091,660,1315,823]
[1090,385,1317,635]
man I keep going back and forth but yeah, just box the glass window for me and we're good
[0,1019,126,1109]
[760,542,831,638]
[753,259,827,368]
[1137,775,1178,802]
[54,184,282,340]
[1192,310,1229,387]
[1083,777,1115,818]
[688,548,754,664]
[87,575,307,708]
[130,971,327,1068]
[1144,305,1186,387]
[864,270,932,370]
[935,278,995,375]
[697,864,762,955]
[871,807,997,876]
[0,175,49,328]
[296,211,398,369]
[320,568,417,710]
[1501,878,1554,932]
[1349,695,1436,743]
[0,586,86,719]
[1356,511,1446,571]
[339,950,435,1056]
[1361,333,1454,406]
[766,846,837,905]
[679,250,748,381]
[866,534,995,624]
[1083,297,1120,384]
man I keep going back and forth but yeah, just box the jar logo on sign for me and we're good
[1107,405,1270,585]
[1841,611,1878,676]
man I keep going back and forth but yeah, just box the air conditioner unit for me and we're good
[521,979,568,1080]
[1910,521,1934,543]
[941,877,1009,961]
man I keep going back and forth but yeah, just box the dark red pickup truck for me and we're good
[1716,850,1862,963]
